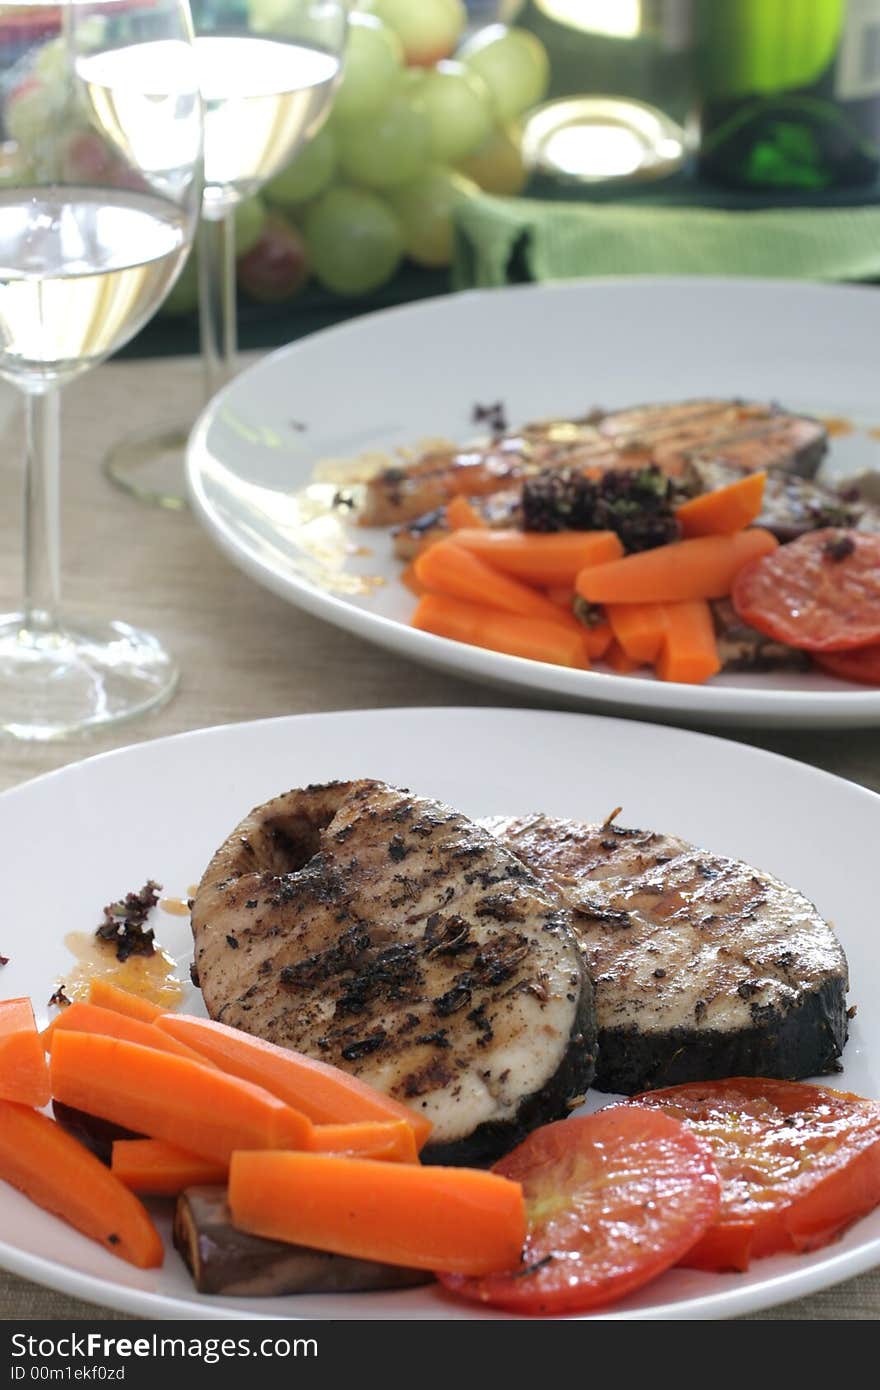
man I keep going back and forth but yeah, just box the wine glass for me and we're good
[0,0,202,740]
[104,0,347,508]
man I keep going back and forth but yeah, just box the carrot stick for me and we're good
[154,1013,432,1149]
[41,1001,215,1067]
[414,541,570,623]
[50,1032,312,1166]
[451,529,624,587]
[87,980,164,1024]
[607,603,669,663]
[412,593,588,668]
[545,586,575,609]
[545,590,613,658]
[582,619,613,659]
[677,472,766,538]
[656,600,722,685]
[228,1151,526,1275]
[446,496,487,530]
[309,1120,419,1164]
[400,562,427,598]
[111,1139,226,1195]
[576,529,779,604]
[0,998,50,1108]
[604,640,644,674]
[0,1101,163,1268]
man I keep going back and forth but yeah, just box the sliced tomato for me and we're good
[815,643,880,686]
[628,1078,880,1272]
[436,1107,720,1315]
[732,529,880,652]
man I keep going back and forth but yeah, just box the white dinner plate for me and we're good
[187,278,880,730]
[1,707,878,1320]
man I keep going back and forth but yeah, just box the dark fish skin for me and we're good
[482,815,849,1095]
[361,400,828,528]
[191,781,596,1165]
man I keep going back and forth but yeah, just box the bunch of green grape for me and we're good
[3,6,549,313]
[258,2,550,299]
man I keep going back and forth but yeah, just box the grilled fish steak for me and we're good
[393,488,523,562]
[683,456,880,542]
[362,400,827,528]
[483,816,849,1094]
[191,781,596,1164]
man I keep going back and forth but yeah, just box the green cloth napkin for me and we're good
[452,192,880,289]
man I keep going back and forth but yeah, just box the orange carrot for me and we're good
[446,496,487,530]
[677,472,766,538]
[451,529,624,587]
[412,593,588,668]
[0,998,50,1108]
[154,1013,432,1149]
[656,600,722,685]
[604,640,644,674]
[582,618,613,659]
[309,1120,419,1164]
[415,540,570,623]
[544,589,613,658]
[545,586,575,609]
[400,562,427,598]
[111,1139,226,1195]
[87,980,164,1024]
[229,1151,526,1275]
[50,1032,312,1166]
[607,603,668,664]
[0,1100,163,1268]
[576,530,779,605]
[41,1001,215,1067]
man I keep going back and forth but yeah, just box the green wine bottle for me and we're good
[697,0,880,190]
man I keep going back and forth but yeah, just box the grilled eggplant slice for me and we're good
[683,456,878,541]
[484,816,849,1095]
[174,1187,430,1296]
[191,780,595,1165]
[51,1100,139,1164]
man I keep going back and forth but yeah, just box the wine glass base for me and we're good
[104,422,190,510]
[0,616,179,742]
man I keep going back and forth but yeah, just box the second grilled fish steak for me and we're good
[483,816,849,1095]
[191,781,596,1164]
[361,400,827,527]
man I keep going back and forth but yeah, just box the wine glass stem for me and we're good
[23,388,61,633]
[198,208,237,404]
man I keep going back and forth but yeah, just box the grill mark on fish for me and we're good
[191,781,596,1163]
[482,813,848,1094]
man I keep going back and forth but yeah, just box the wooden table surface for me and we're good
[0,355,877,1322]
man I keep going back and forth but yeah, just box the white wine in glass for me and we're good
[0,1,202,739]
[104,0,347,507]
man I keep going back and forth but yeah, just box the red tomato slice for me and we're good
[815,643,880,686]
[732,529,880,652]
[436,1107,720,1315]
[628,1079,880,1272]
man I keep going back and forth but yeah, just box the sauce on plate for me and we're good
[59,931,185,1010]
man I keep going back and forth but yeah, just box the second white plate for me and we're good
[187,279,880,729]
